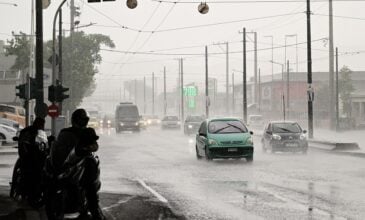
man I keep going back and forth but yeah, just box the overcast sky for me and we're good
[1,0,364,97]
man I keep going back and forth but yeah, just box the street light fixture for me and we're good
[0,2,17,6]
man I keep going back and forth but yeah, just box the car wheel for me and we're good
[246,156,253,163]
[0,133,5,145]
[205,147,212,161]
[196,145,202,159]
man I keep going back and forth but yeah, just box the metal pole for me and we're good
[181,59,184,121]
[284,37,287,71]
[232,72,235,114]
[152,73,155,115]
[254,32,258,106]
[143,76,146,114]
[178,60,181,118]
[129,81,131,101]
[258,68,261,113]
[164,66,167,116]
[307,0,314,138]
[59,8,63,114]
[296,35,298,73]
[335,47,339,131]
[205,46,209,118]
[243,28,247,123]
[35,0,44,118]
[25,74,30,126]
[134,79,137,105]
[226,42,229,114]
[329,0,335,130]
[287,60,290,119]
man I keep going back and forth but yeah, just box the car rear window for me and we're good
[272,123,302,133]
[208,120,248,134]
[0,105,16,114]
[163,116,178,121]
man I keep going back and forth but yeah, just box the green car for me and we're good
[195,118,254,162]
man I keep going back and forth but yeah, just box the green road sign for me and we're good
[184,86,197,97]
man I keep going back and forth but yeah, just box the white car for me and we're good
[0,124,17,144]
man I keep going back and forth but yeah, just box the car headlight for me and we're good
[300,133,307,140]
[177,121,181,125]
[208,139,218,145]
[120,122,124,126]
[135,122,139,126]
[147,120,152,124]
[100,120,103,124]
[107,120,111,124]
[272,134,282,140]
[188,125,193,129]
[246,136,253,145]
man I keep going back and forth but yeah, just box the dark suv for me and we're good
[184,115,205,135]
[261,121,308,154]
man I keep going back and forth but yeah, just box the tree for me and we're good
[5,31,115,112]
[339,66,355,117]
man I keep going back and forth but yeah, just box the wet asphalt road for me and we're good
[96,127,365,220]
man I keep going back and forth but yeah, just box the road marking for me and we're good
[137,179,168,203]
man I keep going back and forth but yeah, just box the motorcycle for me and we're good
[9,130,51,202]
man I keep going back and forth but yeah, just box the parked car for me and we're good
[0,118,22,131]
[195,118,254,162]
[184,115,205,135]
[0,124,17,145]
[248,114,264,129]
[261,121,308,154]
[161,116,181,129]
[0,104,26,128]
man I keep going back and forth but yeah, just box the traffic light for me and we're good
[48,84,70,103]
[15,84,27,99]
[56,85,69,102]
[29,77,38,100]
[48,85,56,103]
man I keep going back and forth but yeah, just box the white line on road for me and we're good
[137,179,168,203]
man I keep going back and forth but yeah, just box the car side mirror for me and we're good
[266,130,272,135]
[302,130,307,134]
[12,136,19,141]
[199,133,206,137]
[250,131,254,135]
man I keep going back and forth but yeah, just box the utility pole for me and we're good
[287,60,290,119]
[178,60,181,118]
[329,0,335,130]
[232,72,235,115]
[239,28,248,123]
[335,47,339,131]
[134,79,137,105]
[123,81,126,101]
[152,72,155,115]
[164,66,167,116]
[307,0,314,138]
[205,46,209,118]
[144,76,146,114]
[35,0,44,118]
[28,0,35,125]
[129,81,131,101]
[226,42,229,114]
[254,32,258,106]
[180,59,184,121]
[259,68,261,113]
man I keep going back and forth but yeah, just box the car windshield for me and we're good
[208,120,248,134]
[250,116,263,121]
[186,116,204,122]
[163,116,178,121]
[272,123,302,133]
[117,106,139,118]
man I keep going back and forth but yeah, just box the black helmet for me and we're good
[71,109,89,128]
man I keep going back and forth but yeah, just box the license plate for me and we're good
[286,143,299,147]
[228,148,238,152]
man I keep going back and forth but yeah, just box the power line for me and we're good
[313,13,365,21]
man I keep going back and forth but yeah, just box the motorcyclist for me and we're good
[45,109,105,219]
[17,117,46,208]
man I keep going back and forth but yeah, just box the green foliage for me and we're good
[6,31,115,112]
[339,66,355,116]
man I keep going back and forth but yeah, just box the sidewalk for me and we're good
[0,185,185,220]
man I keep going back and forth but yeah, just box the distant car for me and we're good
[161,116,181,129]
[88,117,99,129]
[100,114,114,128]
[196,118,254,162]
[184,115,205,135]
[261,121,308,154]
[146,115,161,126]
[248,115,264,129]
[0,124,17,145]
[0,104,26,128]
[139,116,148,129]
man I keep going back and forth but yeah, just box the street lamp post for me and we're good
[285,34,298,72]
[270,61,286,120]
